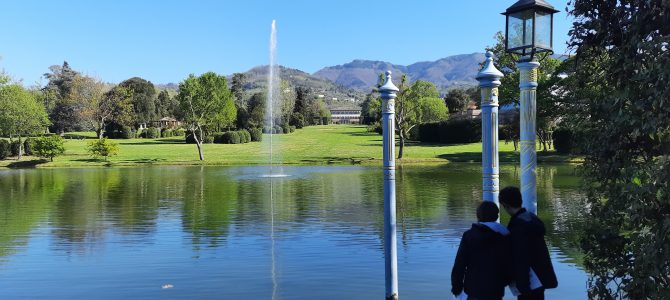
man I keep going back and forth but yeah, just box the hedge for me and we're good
[161,128,174,138]
[553,127,574,154]
[418,119,481,144]
[10,140,21,157]
[250,128,263,142]
[239,129,251,143]
[24,138,35,155]
[143,127,160,139]
[0,140,9,159]
[220,131,241,144]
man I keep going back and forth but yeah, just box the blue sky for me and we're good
[0,0,573,85]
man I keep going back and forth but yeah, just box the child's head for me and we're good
[476,201,499,222]
[499,186,523,216]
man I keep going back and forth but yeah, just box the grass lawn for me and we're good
[0,125,580,168]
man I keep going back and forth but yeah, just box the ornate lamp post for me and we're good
[503,0,559,214]
[477,52,504,206]
[379,71,399,300]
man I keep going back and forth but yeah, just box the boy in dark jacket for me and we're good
[499,186,558,300]
[451,201,512,300]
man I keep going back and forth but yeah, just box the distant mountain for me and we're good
[238,65,366,104]
[313,53,485,93]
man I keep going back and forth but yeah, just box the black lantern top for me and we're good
[502,0,560,58]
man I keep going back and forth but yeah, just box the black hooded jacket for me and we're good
[508,208,558,294]
[451,223,512,299]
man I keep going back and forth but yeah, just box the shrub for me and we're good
[143,127,160,139]
[220,131,241,144]
[249,128,263,142]
[121,126,134,139]
[87,138,119,161]
[161,129,173,138]
[212,132,226,144]
[239,129,251,143]
[263,126,273,134]
[367,122,382,134]
[274,125,282,134]
[33,135,65,162]
[289,126,296,133]
[103,123,133,139]
[203,135,215,144]
[552,128,574,155]
[185,130,207,144]
[174,128,186,137]
[10,140,21,157]
[418,119,481,144]
[24,138,35,155]
[290,113,305,129]
[282,124,290,134]
[0,140,10,160]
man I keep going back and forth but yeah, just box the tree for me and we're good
[70,76,108,138]
[156,90,179,118]
[177,72,236,160]
[33,135,65,162]
[0,85,50,160]
[394,77,449,159]
[119,77,157,126]
[486,31,564,151]
[564,1,670,298]
[87,138,119,161]
[246,92,266,129]
[444,88,471,113]
[43,61,83,133]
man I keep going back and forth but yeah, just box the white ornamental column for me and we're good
[379,71,399,300]
[476,52,504,206]
[518,57,540,214]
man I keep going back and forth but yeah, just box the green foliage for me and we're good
[161,129,173,138]
[119,77,157,125]
[174,128,186,137]
[33,135,65,162]
[10,140,21,157]
[552,128,574,155]
[282,124,290,134]
[0,84,50,159]
[143,127,160,139]
[177,72,236,160]
[290,112,305,129]
[249,128,262,142]
[0,140,9,159]
[42,61,83,133]
[246,92,266,129]
[564,1,670,298]
[220,131,241,144]
[23,138,35,156]
[444,88,472,113]
[86,138,119,161]
[289,126,296,133]
[394,77,449,158]
[202,135,215,144]
[239,129,251,143]
[418,119,481,145]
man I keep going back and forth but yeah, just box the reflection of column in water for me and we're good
[270,177,278,300]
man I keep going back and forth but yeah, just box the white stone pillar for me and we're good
[477,52,504,207]
[518,58,540,214]
[379,71,399,300]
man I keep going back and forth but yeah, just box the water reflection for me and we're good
[0,164,587,299]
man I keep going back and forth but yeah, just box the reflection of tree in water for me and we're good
[180,167,237,250]
[0,169,65,260]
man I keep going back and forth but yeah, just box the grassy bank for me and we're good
[0,125,581,168]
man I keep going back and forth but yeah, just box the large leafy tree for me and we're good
[395,77,449,159]
[444,88,471,114]
[119,77,157,126]
[0,85,50,159]
[43,61,83,133]
[563,0,670,298]
[177,72,236,160]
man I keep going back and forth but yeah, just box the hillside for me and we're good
[313,53,485,93]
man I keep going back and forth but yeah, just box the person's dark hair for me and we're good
[476,201,499,222]
[499,186,522,208]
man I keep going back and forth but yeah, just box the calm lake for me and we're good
[0,164,587,299]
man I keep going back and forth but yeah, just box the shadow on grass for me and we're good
[121,140,185,145]
[300,156,374,165]
[438,151,520,162]
[6,159,49,168]
[63,134,96,140]
[122,158,167,164]
[72,158,104,163]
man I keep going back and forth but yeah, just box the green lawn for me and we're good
[0,125,579,168]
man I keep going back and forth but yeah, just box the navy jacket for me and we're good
[508,209,558,294]
[451,223,512,299]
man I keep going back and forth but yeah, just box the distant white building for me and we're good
[330,106,362,124]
